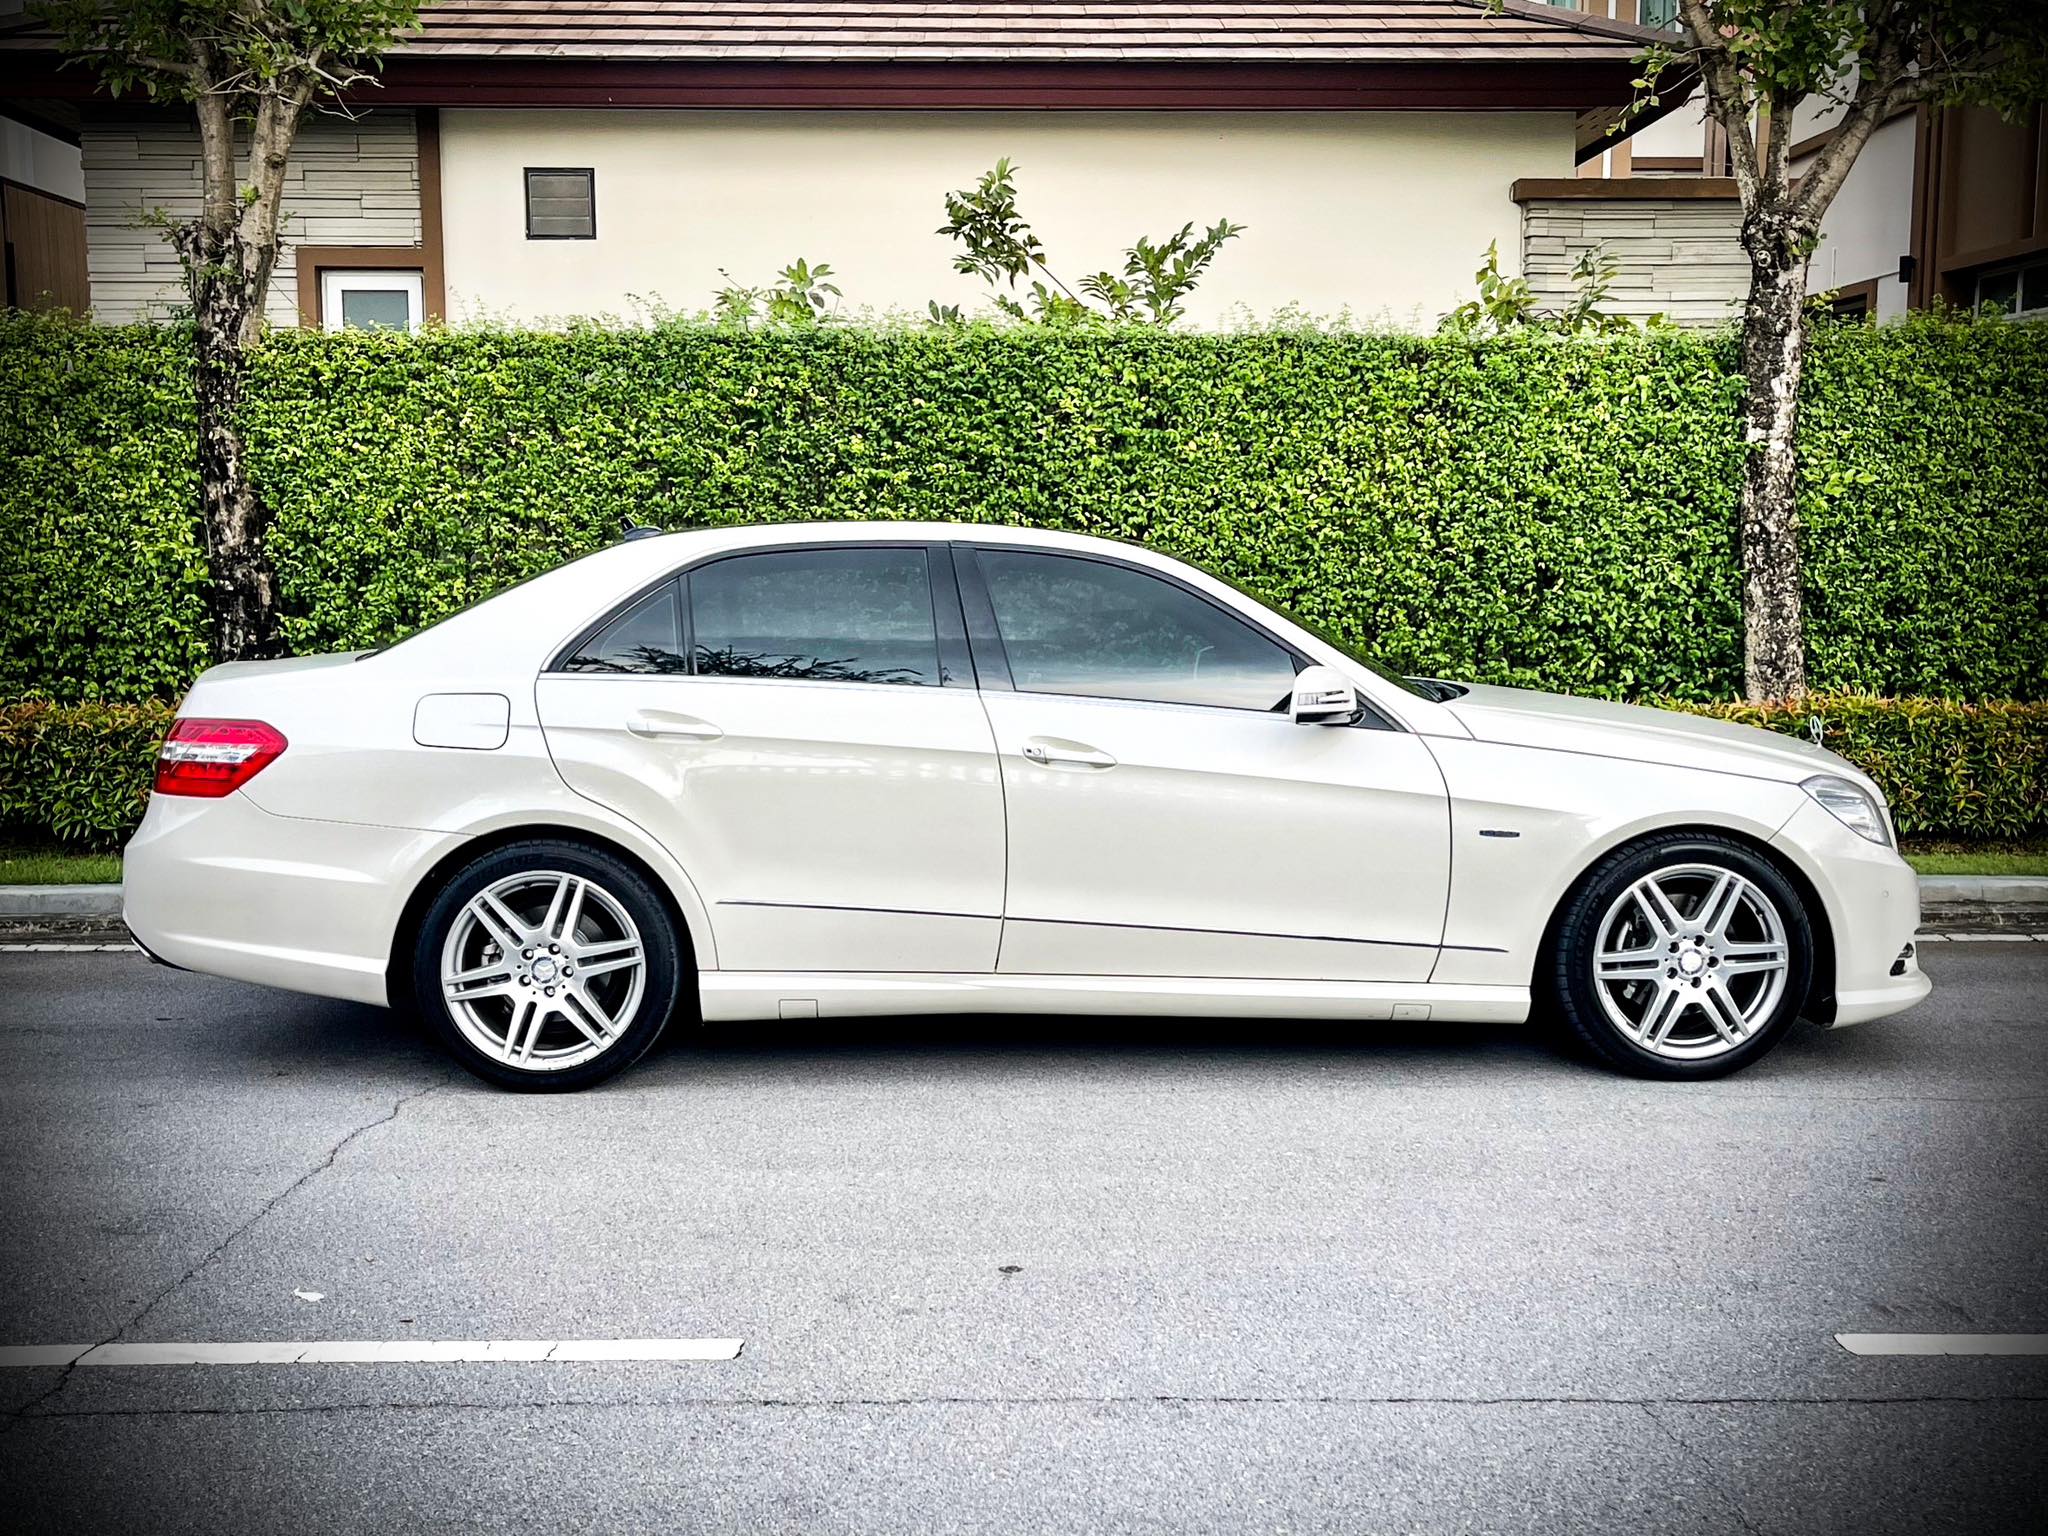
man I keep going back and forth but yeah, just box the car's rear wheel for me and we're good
[411,840,684,1091]
[1548,833,1812,1079]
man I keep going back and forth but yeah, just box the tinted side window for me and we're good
[977,551,1297,711]
[562,582,686,674]
[690,548,941,687]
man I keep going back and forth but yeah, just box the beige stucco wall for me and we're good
[1802,114,1915,319]
[438,109,1576,328]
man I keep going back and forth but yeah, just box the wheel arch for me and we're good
[385,823,707,1013]
[1535,822,1837,1022]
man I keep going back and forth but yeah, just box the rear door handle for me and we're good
[1021,738,1117,770]
[627,710,722,741]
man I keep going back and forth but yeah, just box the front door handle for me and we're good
[1020,738,1117,770]
[627,710,723,742]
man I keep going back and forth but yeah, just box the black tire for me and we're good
[410,839,686,1092]
[1545,832,1813,1080]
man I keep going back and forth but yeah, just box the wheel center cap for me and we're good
[1678,950,1706,976]
[531,956,559,984]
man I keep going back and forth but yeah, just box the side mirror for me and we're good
[1290,665,1360,725]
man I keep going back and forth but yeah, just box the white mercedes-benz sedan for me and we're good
[125,521,1928,1090]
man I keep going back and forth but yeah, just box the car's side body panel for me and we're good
[536,673,1005,973]
[982,690,1451,982]
[124,790,461,1006]
[1422,737,1809,989]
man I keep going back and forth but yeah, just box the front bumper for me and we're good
[1770,798,1930,1029]
[124,791,462,1007]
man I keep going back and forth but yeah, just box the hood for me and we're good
[1439,682,1880,793]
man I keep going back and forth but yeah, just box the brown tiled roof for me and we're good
[389,1,1655,63]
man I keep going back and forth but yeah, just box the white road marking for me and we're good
[1943,933,2036,943]
[1835,1333,2048,1356]
[0,1338,744,1367]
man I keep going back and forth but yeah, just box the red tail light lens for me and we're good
[154,718,288,798]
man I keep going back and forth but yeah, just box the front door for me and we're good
[536,543,1004,973]
[958,546,1451,982]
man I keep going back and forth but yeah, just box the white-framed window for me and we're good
[1973,258,2048,320]
[319,268,424,333]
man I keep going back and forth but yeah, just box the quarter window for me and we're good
[975,550,1297,711]
[689,547,941,687]
[561,582,686,674]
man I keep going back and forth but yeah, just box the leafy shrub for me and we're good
[1670,696,2048,841]
[1,310,2043,705]
[0,699,172,847]
[3,695,2039,851]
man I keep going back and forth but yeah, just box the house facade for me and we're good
[1,1,1678,329]
[1517,0,2048,325]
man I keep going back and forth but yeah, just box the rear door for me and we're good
[536,542,1005,973]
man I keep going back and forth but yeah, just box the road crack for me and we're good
[3,1072,453,1433]
[1640,1400,1765,1535]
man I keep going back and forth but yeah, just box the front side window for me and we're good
[689,547,941,687]
[976,550,1298,711]
[561,582,686,674]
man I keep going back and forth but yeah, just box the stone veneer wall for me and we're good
[80,109,420,326]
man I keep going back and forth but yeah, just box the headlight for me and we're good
[1802,774,1892,846]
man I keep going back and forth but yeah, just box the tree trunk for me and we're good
[178,224,285,663]
[1735,209,1812,704]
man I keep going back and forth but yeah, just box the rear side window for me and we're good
[976,550,1297,711]
[561,583,686,674]
[689,547,940,687]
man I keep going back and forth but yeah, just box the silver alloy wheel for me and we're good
[1591,861,1790,1061]
[440,870,647,1072]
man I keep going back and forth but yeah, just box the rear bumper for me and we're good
[123,791,462,1007]
[1770,799,1929,1030]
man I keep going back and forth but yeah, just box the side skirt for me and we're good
[697,972,1530,1025]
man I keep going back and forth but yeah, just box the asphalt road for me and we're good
[1,943,2044,1534]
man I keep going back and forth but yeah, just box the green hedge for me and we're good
[1671,696,2048,842]
[2,310,2044,705]
[5,695,2041,850]
[0,699,171,847]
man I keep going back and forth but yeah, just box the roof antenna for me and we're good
[620,515,665,543]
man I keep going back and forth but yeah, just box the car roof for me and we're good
[632,521,1133,556]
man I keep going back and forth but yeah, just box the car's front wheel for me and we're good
[1548,833,1813,1079]
[411,840,685,1091]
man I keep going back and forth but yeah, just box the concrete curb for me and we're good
[0,883,124,919]
[2,876,2046,927]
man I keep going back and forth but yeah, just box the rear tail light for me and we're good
[154,718,288,798]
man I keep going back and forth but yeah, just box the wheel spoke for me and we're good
[576,946,643,980]
[1639,987,1685,1047]
[1696,872,1741,941]
[446,978,519,1004]
[469,892,527,955]
[1702,981,1748,1043]
[538,876,574,944]
[1720,942,1786,976]
[558,989,613,1047]
[504,997,541,1063]
[558,878,588,944]
[1596,946,1663,979]
[1633,878,1686,939]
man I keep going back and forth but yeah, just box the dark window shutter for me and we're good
[525,168,595,240]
